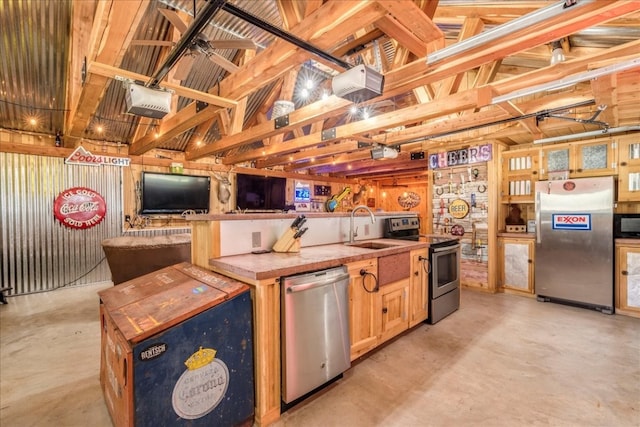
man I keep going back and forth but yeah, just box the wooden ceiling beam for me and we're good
[374,15,428,57]
[189,96,352,160]
[496,101,543,139]
[332,28,385,57]
[148,1,385,156]
[66,0,149,142]
[86,62,237,109]
[256,140,361,169]
[376,1,444,44]
[216,2,639,166]
[276,0,304,29]
[384,1,640,98]
[224,87,491,166]
[376,88,594,146]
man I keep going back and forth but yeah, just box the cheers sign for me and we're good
[429,144,492,170]
[53,187,107,229]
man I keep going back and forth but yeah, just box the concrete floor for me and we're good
[1,283,639,427]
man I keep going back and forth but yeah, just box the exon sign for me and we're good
[428,144,492,169]
[552,214,592,231]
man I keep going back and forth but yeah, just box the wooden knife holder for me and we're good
[272,228,301,253]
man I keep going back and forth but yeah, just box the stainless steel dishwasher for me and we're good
[281,265,351,404]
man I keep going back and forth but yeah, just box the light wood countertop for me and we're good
[498,232,535,239]
[208,238,428,281]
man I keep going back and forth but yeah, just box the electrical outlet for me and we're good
[364,224,370,236]
[252,232,261,248]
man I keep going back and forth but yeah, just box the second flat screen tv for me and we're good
[236,174,286,211]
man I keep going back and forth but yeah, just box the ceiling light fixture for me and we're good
[492,57,640,104]
[549,40,565,65]
[426,0,584,65]
[534,125,640,144]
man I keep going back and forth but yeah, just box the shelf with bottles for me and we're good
[500,148,539,203]
[539,137,617,180]
[617,134,640,202]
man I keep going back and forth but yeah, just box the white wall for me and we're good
[217,213,418,256]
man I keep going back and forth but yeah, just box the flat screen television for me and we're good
[140,172,211,214]
[236,174,287,211]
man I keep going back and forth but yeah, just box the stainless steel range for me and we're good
[383,218,460,324]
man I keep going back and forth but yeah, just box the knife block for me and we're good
[272,228,301,253]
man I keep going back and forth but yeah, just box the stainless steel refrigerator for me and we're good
[535,176,614,314]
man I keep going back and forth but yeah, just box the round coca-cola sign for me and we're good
[53,187,106,229]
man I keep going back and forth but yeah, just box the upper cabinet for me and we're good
[617,134,640,202]
[539,138,617,180]
[501,149,539,204]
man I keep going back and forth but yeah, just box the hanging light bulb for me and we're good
[550,40,565,65]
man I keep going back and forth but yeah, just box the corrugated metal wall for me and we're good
[0,152,188,296]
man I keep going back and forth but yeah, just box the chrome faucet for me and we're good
[349,205,376,243]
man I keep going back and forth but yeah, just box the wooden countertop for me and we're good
[615,238,640,246]
[498,232,535,239]
[208,238,428,281]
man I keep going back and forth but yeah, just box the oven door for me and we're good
[430,244,460,298]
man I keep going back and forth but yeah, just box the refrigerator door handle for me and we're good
[535,191,541,244]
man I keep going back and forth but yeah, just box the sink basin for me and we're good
[345,241,399,250]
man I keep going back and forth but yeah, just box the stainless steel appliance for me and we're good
[535,176,614,313]
[281,266,351,405]
[383,218,460,324]
[427,238,461,324]
[383,217,421,240]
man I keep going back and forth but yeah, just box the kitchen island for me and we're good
[188,211,433,426]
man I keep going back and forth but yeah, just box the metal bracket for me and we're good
[81,57,87,86]
[411,152,425,160]
[321,128,336,141]
[274,114,289,129]
[358,141,372,149]
[196,101,209,113]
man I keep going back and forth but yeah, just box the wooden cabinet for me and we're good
[347,258,381,360]
[409,249,428,327]
[498,237,535,295]
[501,148,539,203]
[379,278,409,343]
[539,138,617,180]
[616,134,640,202]
[615,242,640,318]
[348,250,427,357]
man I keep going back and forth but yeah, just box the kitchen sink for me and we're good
[345,241,400,250]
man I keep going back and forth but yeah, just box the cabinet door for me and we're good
[540,139,616,180]
[616,245,640,318]
[572,139,616,177]
[409,249,428,327]
[501,149,539,203]
[347,259,380,360]
[500,238,534,294]
[380,279,409,343]
[616,135,640,202]
[539,146,571,180]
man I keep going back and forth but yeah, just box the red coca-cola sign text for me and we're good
[53,187,106,229]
